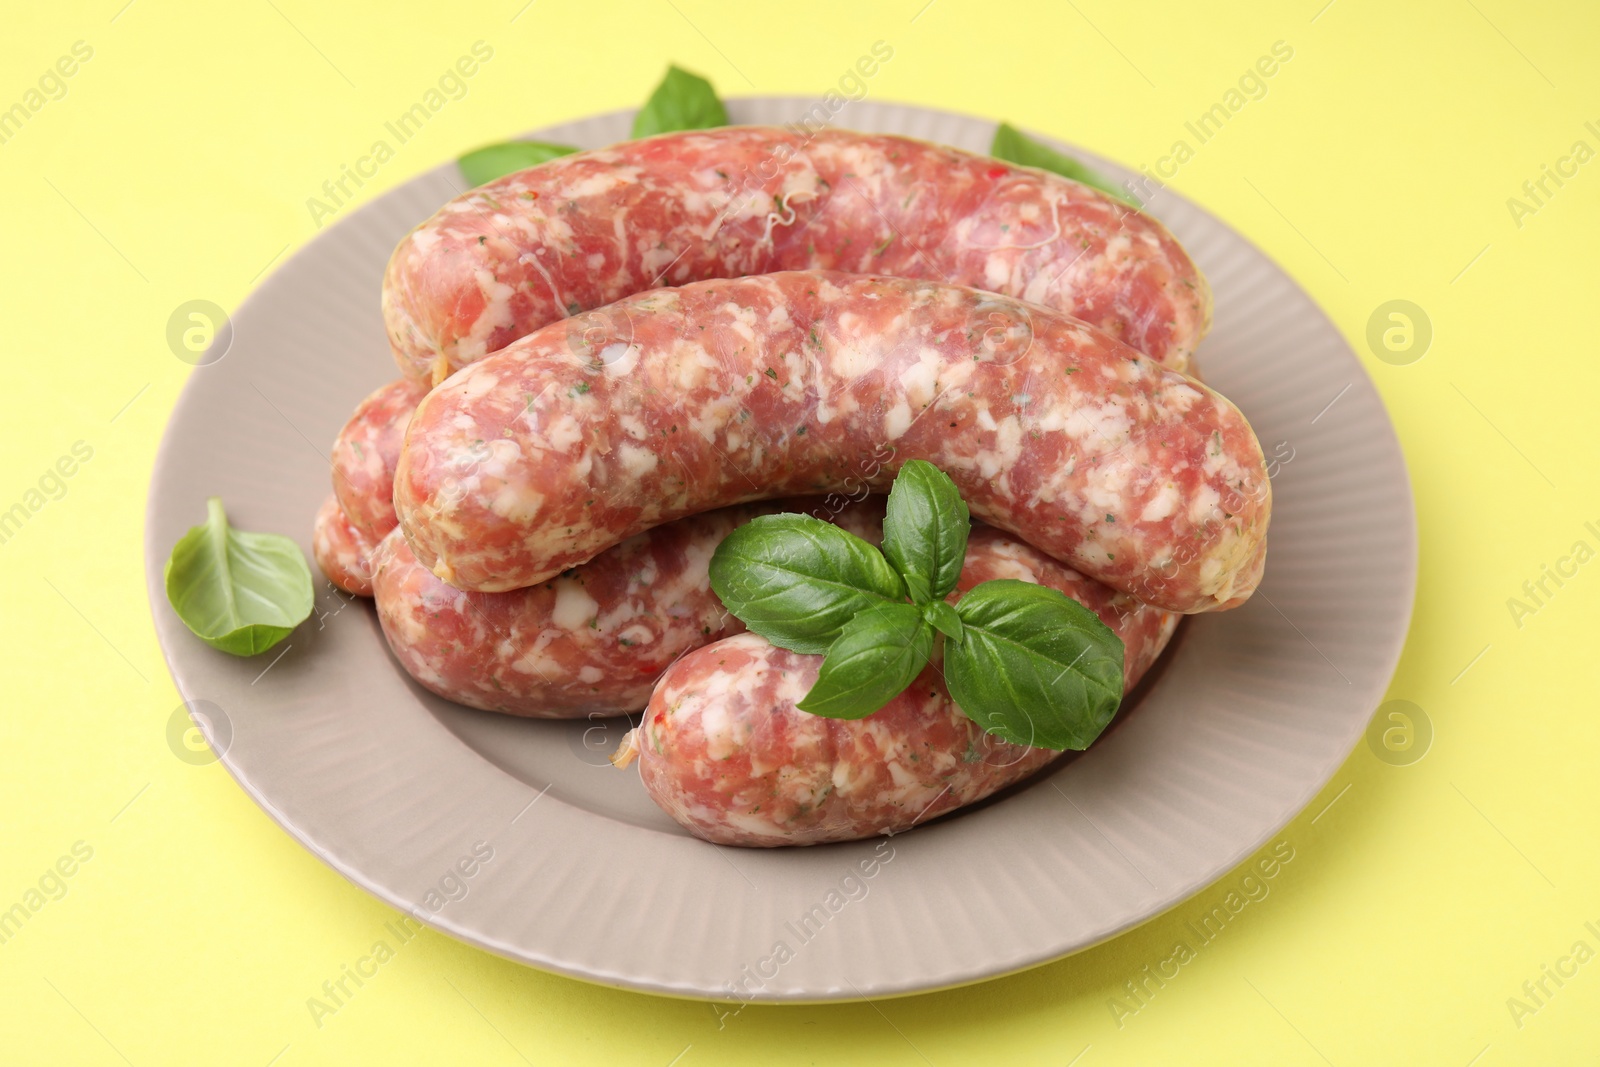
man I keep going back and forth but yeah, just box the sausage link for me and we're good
[620,525,1180,847]
[395,271,1269,612]
[370,497,887,717]
[312,493,378,596]
[383,128,1209,381]
[331,377,430,539]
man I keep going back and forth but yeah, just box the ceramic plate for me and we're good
[144,99,1415,1001]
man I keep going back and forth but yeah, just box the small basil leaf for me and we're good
[797,603,933,719]
[632,65,729,138]
[710,514,907,656]
[882,459,969,603]
[990,123,1141,208]
[946,579,1124,750]
[923,599,964,642]
[458,141,580,187]
[164,497,314,656]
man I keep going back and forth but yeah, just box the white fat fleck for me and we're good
[690,394,742,442]
[884,759,920,791]
[458,370,500,400]
[618,414,649,440]
[883,400,913,440]
[618,623,654,646]
[1080,461,1134,512]
[976,552,1042,584]
[479,437,522,473]
[562,171,631,199]
[1162,381,1206,415]
[586,253,606,270]
[1075,541,1116,570]
[765,304,793,331]
[984,253,1010,291]
[699,701,737,761]
[832,752,870,795]
[1063,399,1133,448]
[550,579,598,630]
[829,340,874,381]
[772,666,812,708]
[721,303,761,344]
[618,444,659,479]
[817,277,847,302]
[1187,483,1222,523]
[490,482,544,524]
[678,537,716,585]
[992,415,1024,468]
[600,342,633,367]
[542,412,583,451]
[672,344,717,392]
[1139,483,1180,523]
[640,244,679,278]
[578,666,604,684]
[898,355,939,409]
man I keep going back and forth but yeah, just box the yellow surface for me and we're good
[3,0,1596,1062]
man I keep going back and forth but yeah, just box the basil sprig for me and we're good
[990,122,1141,208]
[708,461,1126,751]
[165,497,313,656]
[632,65,729,138]
[457,141,579,187]
[455,63,728,186]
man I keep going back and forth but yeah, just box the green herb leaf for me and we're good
[164,498,314,656]
[797,603,933,719]
[709,514,907,655]
[881,459,969,603]
[632,65,729,138]
[711,464,1128,745]
[457,141,580,187]
[990,122,1141,208]
[945,580,1124,750]
[923,599,964,642]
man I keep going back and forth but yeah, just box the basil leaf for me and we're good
[164,497,313,656]
[797,603,933,719]
[457,141,579,187]
[881,459,969,603]
[945,579,1124,750]
[990,123,1141,208]
[710,514,907,655]
[632,65,728,138]
[923,599,964,642]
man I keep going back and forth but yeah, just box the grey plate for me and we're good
[144,99,1415,1002]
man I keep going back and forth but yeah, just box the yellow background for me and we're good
[3,0,1596,1062]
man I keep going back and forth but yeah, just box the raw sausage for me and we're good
[312,493,378,596]
[615,525,1180,846]
[382,127,1209,382]
[331,377,430,539]
[394,271,1269,613]
[370,497,885,717]
[316,376,428,596]
[395,271,1264,609]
